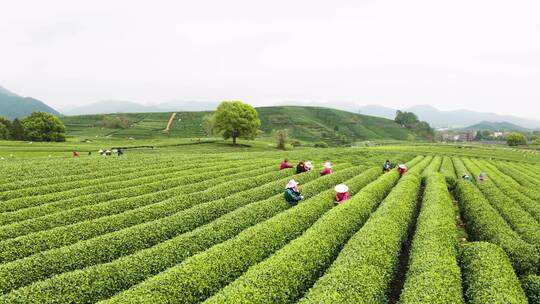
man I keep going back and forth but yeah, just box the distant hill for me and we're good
[62,100,162,115]
[62,106,416,144]
[0,86,61,119]
[464,121,530,132]
[358,104,540,129]
[63,100,220,115]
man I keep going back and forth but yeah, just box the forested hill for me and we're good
[62,106,416,144]
[0,86,61,119]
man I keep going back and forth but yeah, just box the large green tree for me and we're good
[9,118,25,140]
[212,101,260,144]
[21,112,66,142]
[0,117,11,140]
[506,132,527,146]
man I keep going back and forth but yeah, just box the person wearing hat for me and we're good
[462,173,471,181]
[296,161,309,174]
[320,162,333,176]
[284,179,304,205]
[397,164,408,177]
[335,184,350,203]
[478,171,487,182]
[280,159,293,170]
[305,161,314,171]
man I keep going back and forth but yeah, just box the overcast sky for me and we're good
[1,0,539,118]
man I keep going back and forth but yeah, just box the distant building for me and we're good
[493,131,504,138]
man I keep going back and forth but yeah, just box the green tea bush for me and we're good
[399,173,463,303]
[298,162,426,303]
[454,178,538,274]
[206,157,429,303]
[461,242,527,304]
[101,165,387,304]
[0,169,325,303]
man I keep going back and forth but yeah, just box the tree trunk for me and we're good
[233,136,237,145]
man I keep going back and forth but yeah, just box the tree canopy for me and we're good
[0,117,11,140]
[21,112,66,142]
[394,110,435,140]
[212,101,260,144]
[506,132,527,146]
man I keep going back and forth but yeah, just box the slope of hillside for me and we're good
[62,106,414,144]
[0,86,61,119]
[464,121,529,131]
[358,104,540,129]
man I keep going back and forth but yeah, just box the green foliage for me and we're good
[207,157,426,303]
[314,141,328,148]
[21,112,66,142]
[212,101,261,144]
[103,167,366,304]
[0,121,9,139]
[535,137,540,145]
[395,110,435,140]
[399,173,463,304]
[0,163,276,264]
[96,114,133,129]
[461,242,527,304]
[440,156,457,188]
[521,274,540,304]
[273,129,288,150]
[201,114,214,136]
[507,132,527,146]
[462,158,540,252]
[298,158,431,303]
[453,169,539,275]
[9,118,25,140]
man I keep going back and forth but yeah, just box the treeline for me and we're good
[394,110,435,140]
[0,112,66,142]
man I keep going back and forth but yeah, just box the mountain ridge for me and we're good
[0,86,61,119]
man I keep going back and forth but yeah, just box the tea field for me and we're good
[0,143,538,303]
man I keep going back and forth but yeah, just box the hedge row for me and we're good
[399,173,463,303]
[0,161,273,241]
[0,160,251,225]
[521,274,540,304]
[461,242,527,304]
[489,161,540,202]
[205,157,430,303]
[453,167,538,274]
[297,163,425,303]
[0,156,214,200]
[462,158,540,251]
[0,159,242,214]
[421,155,442,177]
[477,159,540,222]
[0,166,359,296]
[0,164,290,263]
[0,168,329,303]
[101,162,401,304]
[440,156,457,188]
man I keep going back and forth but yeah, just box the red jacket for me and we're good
[336,192,349,203]
[320,167,332,176]
[280,162,293,170]
[398,167,408,176]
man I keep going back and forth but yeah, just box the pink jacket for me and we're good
[336,192,349,203]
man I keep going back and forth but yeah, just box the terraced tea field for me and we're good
[0,147,538,303]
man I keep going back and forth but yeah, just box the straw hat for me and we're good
[285,179,299,189]
[323,162,332,169]
[335,184,349,193]
[398,164,406,169]
[305,161,313,168]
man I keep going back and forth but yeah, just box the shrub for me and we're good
[399,173,463,303]
[521,274,540,304]
[206,157,430,303]
[461,242,527,304]
[101,166,388,304]
[314,141,328,148]
[298,161,429,303]
[454,177,539,274]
